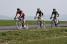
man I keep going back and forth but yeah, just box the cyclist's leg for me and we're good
[54,18,58,27]
[21,18,25,28]
[39,17,43,28]
[56,18,59,26]
[22,22,24,27]
[36,16,42,28]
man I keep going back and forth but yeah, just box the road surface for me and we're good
[0,24,67,30]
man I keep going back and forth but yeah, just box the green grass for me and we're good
[0,20,67,26]
[0,20,16,26]
[0,28,67,44]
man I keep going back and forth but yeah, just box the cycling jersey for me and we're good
[52,11,59,19]
[36,11,43,17]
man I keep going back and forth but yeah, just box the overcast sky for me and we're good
[0,0,67,20]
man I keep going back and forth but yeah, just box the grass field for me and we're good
[0,28,67,44]
[0,20,67,26]
[0,20,67,44]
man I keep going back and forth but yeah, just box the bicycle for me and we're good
[34,16,46,28]
[50,17,59,28]
[14,16,28,29]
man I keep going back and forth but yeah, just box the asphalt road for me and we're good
[0,24,67,30]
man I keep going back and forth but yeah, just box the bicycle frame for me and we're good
[14,16,25,29]
[51,18,59,27]
[35,16,46,28]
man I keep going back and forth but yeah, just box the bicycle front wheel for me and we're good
[16,21,22,29]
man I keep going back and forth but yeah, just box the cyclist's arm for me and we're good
[41,11,43,16]
[57,12,59,17]
[34,12,38,19]
[50,12,53,19]
[16,11,18,16]
[36,11,38,16]
[14,12,17,19]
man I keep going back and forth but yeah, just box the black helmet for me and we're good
[53,8,56,10]
[17,8,20,11]
[37,8,40,10]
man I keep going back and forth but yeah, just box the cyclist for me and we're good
[35,8,44,28]
[50,8,59,27]
[15,8,25,28]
